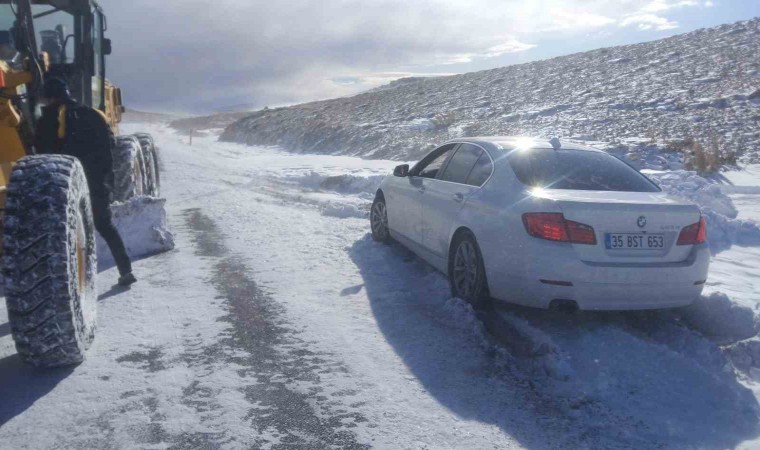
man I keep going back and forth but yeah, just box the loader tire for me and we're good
[112,135,146,202]
[133,133,160,197]
[3,155,97,367]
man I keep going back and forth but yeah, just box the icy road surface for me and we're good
[1,125,760,449]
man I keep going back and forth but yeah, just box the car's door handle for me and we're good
[453,192,464,202]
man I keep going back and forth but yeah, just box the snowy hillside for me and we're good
[220,18,759,163]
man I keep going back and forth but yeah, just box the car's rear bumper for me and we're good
[520,279,704,310]
[488,243,710,311]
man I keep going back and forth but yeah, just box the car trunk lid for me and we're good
[530,189,701,263]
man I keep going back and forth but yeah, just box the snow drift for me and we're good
[645,170,760,253]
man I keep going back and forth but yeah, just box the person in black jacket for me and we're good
[35,77,137,287]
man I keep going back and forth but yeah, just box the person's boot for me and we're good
[118,272,137,287]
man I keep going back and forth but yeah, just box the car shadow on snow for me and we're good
[0,354,74,426]
[0,321,9,339]
[348,233,760,449]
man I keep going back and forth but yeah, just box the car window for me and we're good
[509,148,660,192]
[413,144,457,178]
[465,151,493,187]
[438,144,482,184]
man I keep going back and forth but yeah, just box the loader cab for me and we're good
[0,0,123,121]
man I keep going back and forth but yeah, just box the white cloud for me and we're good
[546,9,616,30]
[478,40,537,58]
[640,0,698,13]
[438,39,537,64]
[620,13,680,30]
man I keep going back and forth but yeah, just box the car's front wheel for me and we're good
[370,194,391,243]
[449,231,490,309]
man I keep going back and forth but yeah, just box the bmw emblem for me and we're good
[637,216,647,228]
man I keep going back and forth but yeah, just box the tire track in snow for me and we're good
[183,208,370,449]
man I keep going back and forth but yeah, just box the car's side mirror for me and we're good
[103,38,112,55]
[393,164,409,177]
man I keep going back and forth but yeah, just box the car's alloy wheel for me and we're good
[450,233,490,309]
[453,240,478,296]
[370,196,391,243]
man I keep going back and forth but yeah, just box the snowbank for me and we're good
[645,170,760,253]
[321,203,366,219]
[441,294,758,443]
[726,338,760,375]
[680,292,758,344]
[97,196,175,268]
[645,170,738,217]
[702,210,760,253]
[280,171,386,196]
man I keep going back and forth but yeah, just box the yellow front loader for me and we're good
[0,0,158,367]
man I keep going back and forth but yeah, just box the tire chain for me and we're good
[3,155,97,367]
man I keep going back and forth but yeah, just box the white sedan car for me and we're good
[370,137,709,311]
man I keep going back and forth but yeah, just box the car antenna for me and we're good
[549,137,561,150]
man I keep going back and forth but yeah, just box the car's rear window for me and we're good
[508,148,660,192]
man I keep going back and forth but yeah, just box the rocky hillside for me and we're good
[221,18,760,163]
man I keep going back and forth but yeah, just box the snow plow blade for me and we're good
[96,196,175,268]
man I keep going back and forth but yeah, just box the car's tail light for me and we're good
[677,216,707,245]
[522,213,597,245]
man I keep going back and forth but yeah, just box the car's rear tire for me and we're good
[370,194,391,243]
[449,231,490,309]
[3,155,97,367]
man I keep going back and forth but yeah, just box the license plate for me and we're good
[605,233,665,250]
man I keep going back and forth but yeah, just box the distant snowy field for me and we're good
[2,124,760,449]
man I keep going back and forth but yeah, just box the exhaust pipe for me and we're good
[549,299,579,313]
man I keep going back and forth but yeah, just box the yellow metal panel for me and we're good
[104,80,122,134]
[0,161,13,187]
[0,162,13,227]
[0,127,27,164]
[58,105,67,139]
[0,62,32,167]
[0,99,21,127]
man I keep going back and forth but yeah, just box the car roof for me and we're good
[444,136,603,153]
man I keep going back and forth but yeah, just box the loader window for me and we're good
[0,7,14,30]
[92,11,102,75]
[0,8,14,64]
[91,10,104,108]
[33,7,75,64]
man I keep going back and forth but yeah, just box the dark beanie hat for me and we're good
[43,77,72,100]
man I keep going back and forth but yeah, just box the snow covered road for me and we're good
[1,125,760,449]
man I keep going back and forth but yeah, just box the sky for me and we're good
[97,0,760,115]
